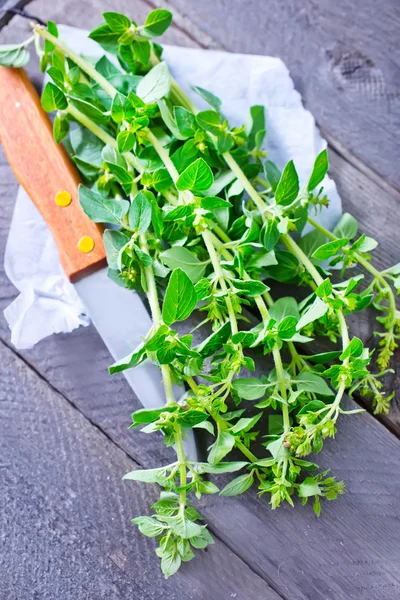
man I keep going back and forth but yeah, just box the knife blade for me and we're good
[0,66,197,459]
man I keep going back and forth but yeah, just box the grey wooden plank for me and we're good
[165,0,400,192]
[0,338,279,600]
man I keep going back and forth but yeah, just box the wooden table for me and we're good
[0,1,399,598]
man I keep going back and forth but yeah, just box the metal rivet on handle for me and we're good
[55,190,72,207]
[78,236,94,253]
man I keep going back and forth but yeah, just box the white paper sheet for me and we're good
[3,25,342,349]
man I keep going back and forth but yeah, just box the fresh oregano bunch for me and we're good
[1,8,397,578]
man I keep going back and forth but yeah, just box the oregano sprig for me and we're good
[1,8,397,577]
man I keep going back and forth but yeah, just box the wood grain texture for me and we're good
[0,1,400,598]
[0,338,280,600]
[164,0,400,192]
[0,66,106,282]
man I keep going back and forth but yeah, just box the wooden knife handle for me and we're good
[0,67,106,282]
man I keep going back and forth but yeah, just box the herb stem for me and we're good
[139,234,175,406]
[34,25,117,97]
[139,234,188,512]
[174,423,187,509]
[202,229,239,335]
[281,233,324,286]
[222,151,268,219]
[235,439,259,463]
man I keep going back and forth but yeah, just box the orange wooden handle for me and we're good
[0,67,106,282]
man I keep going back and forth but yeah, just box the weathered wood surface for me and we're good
[0,1,400,599]
[166,0,400,193]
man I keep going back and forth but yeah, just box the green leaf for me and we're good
[232,279,269,297]
[333,212,358,240]
[109,343,147,374]
[297,400,327,416]
[177,410,208,428]
[143,9,173,36]
[103,229,130,270]
[89,24,120,53]
[160,247,207,283]
[196,110,221,134]
[162,268,197,326]
[71,128,104,167]
[117,129,135,153]
[111,92,135,123]
[200,461,248,474]
[196,322,231,358]
[95,55,121,78]
[0,43,30,68]
[106,162,133,194]
[308,351,342,364]
[174,106,196,138]
[132,40,151,64]
[44,21,58,53]
[103,11,131,33]
[163,204,193,222]
[261,219,280,251]
[297,297,328,330]
[53,115,69,144]
[216,129,234,153]
[231,378,267,401]
[308,149,329,191]
[136,61,170,103]
[123,466,168,482]
[155,102,183,142]
[128,190,152,234]
[230,413,262,434]
[191,85,222,113]
[41,82,67,112]
[275,160,299,206]
[298,230,327,258]
[176,158,214,192]
[190,528,214,549]
[193,421,215,435]
[295,371,334,397]
[316,278,333,298]
[78,185,129,224]
[298,477,321,498]
[267,250,299,283]
[352,234,378,253]
[201,196,232,210]
[312,238,348,260]
[131,516,165,537]
[277,316,298,340]
[246,105,265,149]
[47,66,65,89]
[152,168,173,191]
[133,406,175,425]
[269,296,300,323]
[220,472,254,496]
[208,431,235,464]
[340,337,364,360]
[263,160,281,191]
[70,97,108,124]
[161,549,181,579]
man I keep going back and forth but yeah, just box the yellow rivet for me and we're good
[78,236,94,253]
[55,190,72,207]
